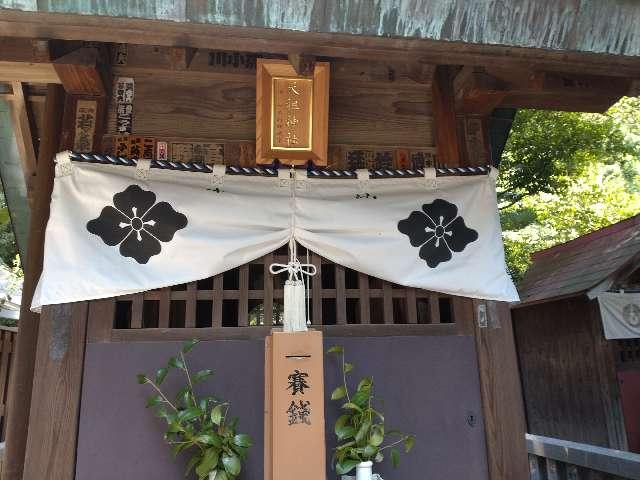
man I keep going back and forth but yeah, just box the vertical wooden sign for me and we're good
[73,100,97,152]
[265,331,326,480]
[256,59,329,166]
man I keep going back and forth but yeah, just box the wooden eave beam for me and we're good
[407,60,435,84]
[457,67,635,113]
[2,10,640,78]
[529,71,632,96]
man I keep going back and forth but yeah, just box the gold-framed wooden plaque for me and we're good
[256,59,329,166]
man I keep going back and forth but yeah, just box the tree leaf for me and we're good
[374,451,384,463]
[182,339,200,354]
[211,404,223,425]
[146,395,162,408]
[0,208,9,226]
[355,420,371,444]
[155,367,169,385]
[331,386,347,400]
[214,471,229,480]
[357,377,372,392]
[327,345,343,354]
[404,435,416,453]
[136,374,148,384]
[336,459,359,475]
[195,433,222,448]
[193,369,214,384]
[362,444,377,459]
[172,442,189,458]
[334,414,350,436]
[335,440,355,451]
[343,362,354,374]
[231,444,249,460]
[222,452,241,476]
[335,425,356,441]
[391,448,400,468]
[351,390,370,407]
[369,425,384,447]
[185,454,201,477]
[179,407,202,423]
[233,434,252,448]
[371,408,384,422]
[195,448,219,477]
[341,402,362,412]
[169,356,186,370]
[228,416,239,431]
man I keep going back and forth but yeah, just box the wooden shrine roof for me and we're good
[1,1,640,60]
[516,214,640,307]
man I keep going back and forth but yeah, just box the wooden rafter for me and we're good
[7,81,37,201]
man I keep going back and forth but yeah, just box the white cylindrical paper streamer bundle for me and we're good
[283,279,307,332]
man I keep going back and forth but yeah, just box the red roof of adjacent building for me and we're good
[516,214,640,307]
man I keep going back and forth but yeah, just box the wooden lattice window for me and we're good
[616,339,640,366]
[112,245,453,329]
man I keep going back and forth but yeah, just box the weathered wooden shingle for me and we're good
[517,214,640,306]
[2,0,640,58]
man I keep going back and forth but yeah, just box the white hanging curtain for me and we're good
[31,152,518,311]
[597,292,640,339]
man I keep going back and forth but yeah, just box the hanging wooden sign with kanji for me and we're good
[256,59,329,166]
[264,330,326,480]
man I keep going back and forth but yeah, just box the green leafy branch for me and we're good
[137,339,252,480]
[327,345,415,475]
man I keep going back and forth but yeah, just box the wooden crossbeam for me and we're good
[0,61,59,84]
[455,67,633,114]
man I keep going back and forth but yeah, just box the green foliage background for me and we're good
[499,97,640,283]
[0,186,18,267]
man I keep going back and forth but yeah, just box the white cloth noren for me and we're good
[31,158,518,311]
[597,292,640,339]
[268,172,317,333]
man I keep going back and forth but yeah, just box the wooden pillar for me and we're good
[3,84,64,480]
[589,300,627,450]
[19,87,105,478]
[23,302,89,479]
[435,69,529,479]
[432,65,462,166]
[472,300,529,479]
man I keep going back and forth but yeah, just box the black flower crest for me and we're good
[398,199,478,268]
[87,185,187,264]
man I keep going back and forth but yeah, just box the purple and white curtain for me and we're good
[32,152,518,311]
